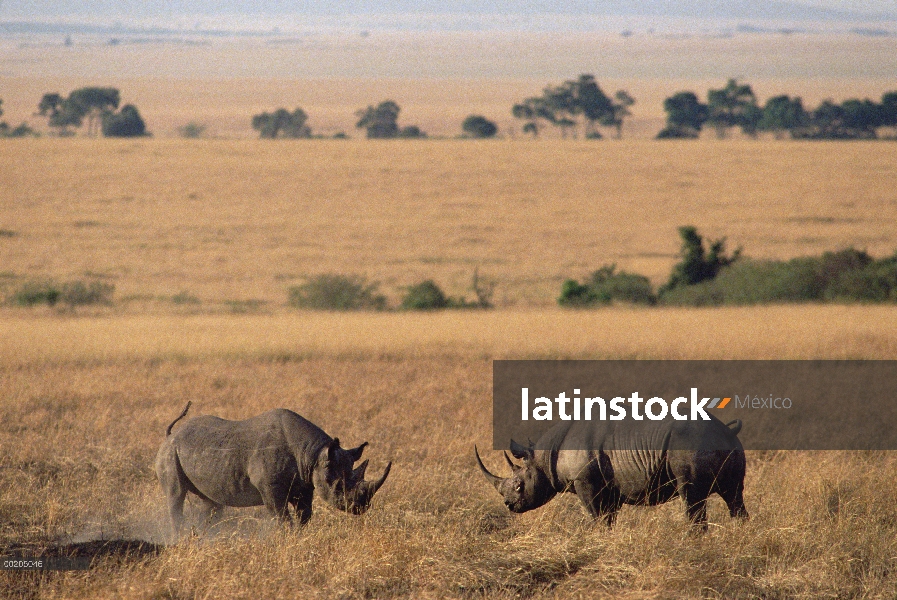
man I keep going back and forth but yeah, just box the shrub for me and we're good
[11,280,60,306]
[461,115,498,138]
[59,280,115,306]
[10,279,114,307]
[178,122,206,139]
[559,264,656,307]
[659,249,897,306]
[288,274,386,311]
[401,271,495,310]
[401,280,448,310]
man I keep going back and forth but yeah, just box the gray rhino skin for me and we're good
[476,417,748,529]
[155,402,391,535]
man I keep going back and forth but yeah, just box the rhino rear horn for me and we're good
[347,441,368,463]
[353,459,369,480]
[510,439,535,462]
[475,445,505,491]
[503,451,518,470]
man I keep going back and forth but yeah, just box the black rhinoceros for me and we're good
[476,417,747,529]
[155,402,391,535]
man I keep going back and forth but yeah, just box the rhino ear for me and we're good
[510,439,535,462]
[326,438,341,462]
[347,441,368,463]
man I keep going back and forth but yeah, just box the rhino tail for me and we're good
[724,419,743,436]
[165,401,192,436]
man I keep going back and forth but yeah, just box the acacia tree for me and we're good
[512,97,551,138]
[758,95,807,139]
[251,107,312,139]
[355,101,400,139]
[657,91,709,138]
[37,87,121,136]
[572,75,614,138]
[706,79,759,139]
[602,90,636,139]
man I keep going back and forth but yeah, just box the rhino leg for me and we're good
[198,497,224,526]
[290,493,313,526]
[573,479,620,527]
[676,479,710,530]
[719,480,749,519]
[155,445,189,538]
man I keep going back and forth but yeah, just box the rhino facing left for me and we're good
[155,402,391,535]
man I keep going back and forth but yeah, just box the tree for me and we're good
[657,91,708,138]
[67,87,120,136]
[251,107,311,139]
[602,90,636,139]
[571,74,614,138]
[398,125,426,138]
[660,226,740,294]
[37,87,121,136]
[706,79,759,139]
[355,100,401,139]
[512,97,551,138]
[758,95,807,139]
[102,104,148,137]
[0,99,34,137]
[542,82,579,138]
[881,91,897,128]
[461,115,498,138]
[840,98,881,138]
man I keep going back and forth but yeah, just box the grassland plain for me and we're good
[1,308,897,598]
[2,139,896,310]
[2,127,897,596]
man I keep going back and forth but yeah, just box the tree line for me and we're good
[4,78,896,140]
[659,78,897,140]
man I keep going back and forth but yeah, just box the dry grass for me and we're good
[2,139,896,309]
[1,320,897,598]
[2,86,897,596]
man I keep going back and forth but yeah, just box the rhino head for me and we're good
[314,438,392,515]
[475,440,556,513]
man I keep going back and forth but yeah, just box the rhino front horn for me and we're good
[474,445,504,491]
[368,461,392,496]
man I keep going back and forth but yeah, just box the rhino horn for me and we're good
[366,461,391,496]
[510,439,535,462]
[347,441,368,463]
[474,445,504,490]
[503,451,518,470]
[353,459,369,480]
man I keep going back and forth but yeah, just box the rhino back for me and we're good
[549,418,743,504]
[172,409,331,506]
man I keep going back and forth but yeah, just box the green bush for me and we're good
[11,280,60,306]
[288,274,386,311]
[558,264,655,307]
[659,249,897,306]
[10,279,114,307]
[401,280,448,310]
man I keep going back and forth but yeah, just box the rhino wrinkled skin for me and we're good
[476,417,748,529]
[155,402,391,535]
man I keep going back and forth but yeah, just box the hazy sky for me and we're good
[3,1,896,16]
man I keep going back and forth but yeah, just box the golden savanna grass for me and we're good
[2,139,896,308]
[2,131,897,597]
[2,312,897,598]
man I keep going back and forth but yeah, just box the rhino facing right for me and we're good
[476,417,748,529]
[155,402,391,536]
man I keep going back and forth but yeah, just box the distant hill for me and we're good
[4,0,895,21]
